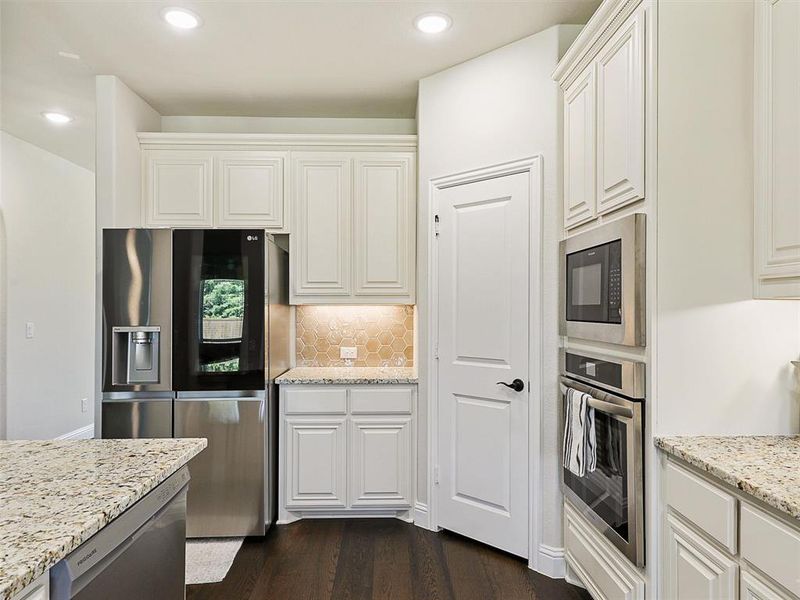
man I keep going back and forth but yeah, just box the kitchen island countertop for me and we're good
[0,438,206,600]
[655,435,800,522]
[276,366,418,385]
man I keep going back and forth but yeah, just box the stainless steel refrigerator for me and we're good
[101,229,290,537]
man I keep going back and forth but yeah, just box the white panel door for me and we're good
[596,8,645,214]
[349,416,412,508]
[564,65,597,229]
[291,153,352,301]
[144,150,213,227]
[664,513,738,600]
[216,151,288,229]
[284,417,347,508]
[353,153,416,301]
[755,0,800,294]
[436,172,529,558]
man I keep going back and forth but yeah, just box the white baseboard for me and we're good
[413,502,433,530]
[57,424,95,440]
[532,544,566,579]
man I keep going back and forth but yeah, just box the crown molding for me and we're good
[553,0,645,88]
[138,132,418,150]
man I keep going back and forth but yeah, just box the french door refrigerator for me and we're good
[101,228,289,538]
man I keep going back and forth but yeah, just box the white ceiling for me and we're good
[1,1,598,171]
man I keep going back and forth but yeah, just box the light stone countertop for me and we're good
[276,366,418,385]
[655,435,800,521]
[0,438,206,600]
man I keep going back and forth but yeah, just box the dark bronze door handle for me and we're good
[496,379,525,392]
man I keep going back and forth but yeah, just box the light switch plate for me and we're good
[340,346,357,359]
[25,322,34,339]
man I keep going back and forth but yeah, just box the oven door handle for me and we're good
[560,384,634,419]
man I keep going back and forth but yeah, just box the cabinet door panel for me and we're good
[349,416,412,508]
[144,151,213,227]
[755,0,800,295]
[217,151,287,229]
[353,154,415,301]
[291,154,352,301]
[741,570,794,600]
[596,8,645,214]
[664,513,738,600]
[564,65,597,229]
[285,417,347,508]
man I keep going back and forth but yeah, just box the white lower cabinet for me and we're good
[279,384,415,522]
[284,417,348,509]
[664,513,739,600]
[349,416,412,508]
[563,500,646,600]
[741,569,795,600]
[660,455,800,600]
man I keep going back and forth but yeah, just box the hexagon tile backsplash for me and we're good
[295,305,414,367]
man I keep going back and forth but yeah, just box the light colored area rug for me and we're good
[185,537,244,585]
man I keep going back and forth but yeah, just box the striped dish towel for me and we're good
[563,387,597,477]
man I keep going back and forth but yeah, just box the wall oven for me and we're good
[560,349,646,567]
[560,213,646,347]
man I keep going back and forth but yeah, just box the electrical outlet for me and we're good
[25,322,34,339]
[340,346,357,359]
[81,398,88,413]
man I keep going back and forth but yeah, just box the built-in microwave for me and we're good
[559,214,646,347]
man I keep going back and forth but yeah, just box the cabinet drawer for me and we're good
[564,502,645,600]
[283,387,347,414]
[665,460,738,553]
[350,388,413,414]
[740,503,800,597]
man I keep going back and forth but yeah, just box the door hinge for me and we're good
[434,214,440,237]
[434,465,440,485]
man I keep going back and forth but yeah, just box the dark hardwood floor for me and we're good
[186,519,591,600]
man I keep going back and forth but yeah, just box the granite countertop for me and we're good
[655,435,800,521]
[276,366,418,385]
[0,438,206,600]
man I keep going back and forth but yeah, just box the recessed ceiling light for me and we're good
[161,7,202,29]
[58,51,81,61]
[414,13,452,34]
[42,112,73,124]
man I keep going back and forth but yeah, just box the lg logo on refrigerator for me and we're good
[246,235,259,242]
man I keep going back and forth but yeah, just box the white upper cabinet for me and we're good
[139,135,417,304]
[557,5,647,230]
[216,151,288,228]
[291,153,353,301]
[291,151,416,305]
[564,65,597,229]
[353,154,416,300]
[144,151,213,227]
[143,149,287,230]
[596,9,645,214]
[754,0,800,298]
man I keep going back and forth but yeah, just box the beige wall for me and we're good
[1,132,95,439]
[656,0,800,436]
[161,115,416,134]
[417,25,582,571]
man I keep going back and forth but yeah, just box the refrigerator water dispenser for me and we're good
[112,326,161,385]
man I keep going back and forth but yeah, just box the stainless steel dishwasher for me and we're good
[49,466,189,600]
